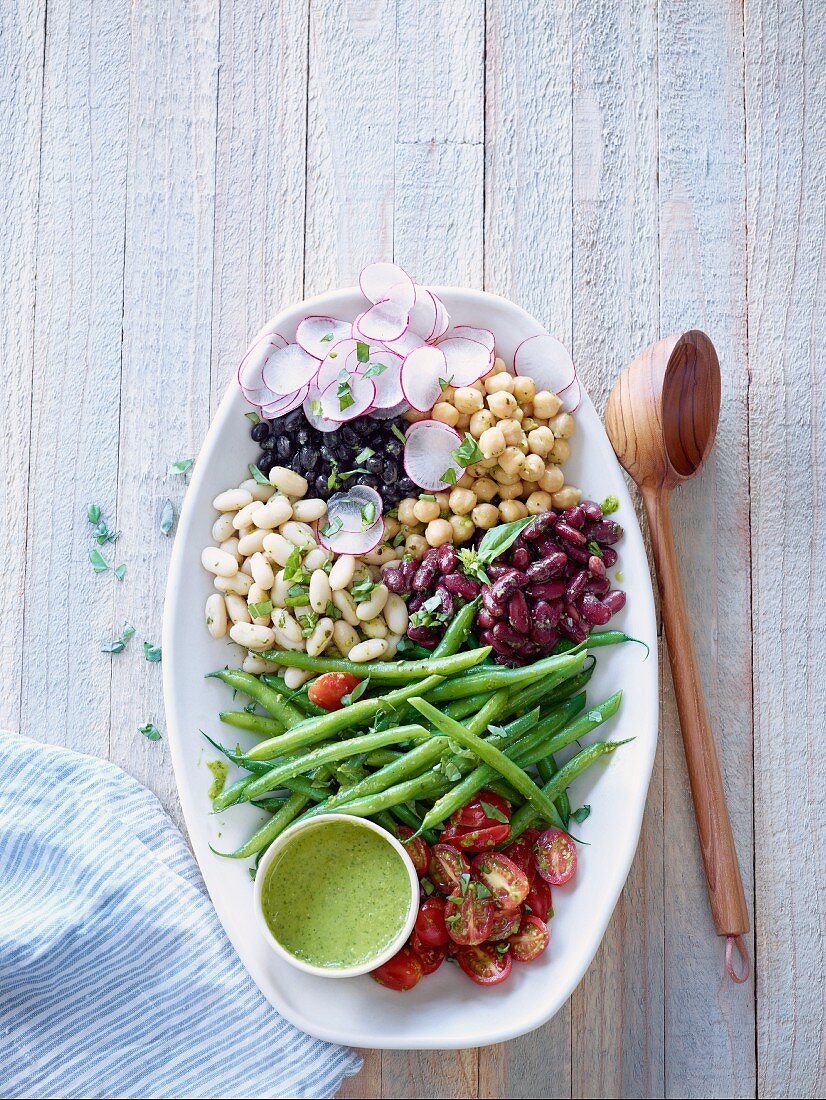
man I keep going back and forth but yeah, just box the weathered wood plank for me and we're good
[109,1,219,826]
[22,0,129,758]
[568,3,663,1097]
[0,1,45,733]
[746,1,826,1095]
[657,2,755,1096]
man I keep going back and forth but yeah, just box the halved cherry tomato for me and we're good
[414,896,449,946]
[444,823,510,853]
[444,883,495,945]
[488,906,522,941]
[398,826,431,877]
[428,843,470,894]
[501,836,537,886]
[307,672,363,711]
[370,945,423,991]
[457,943,513,985]
[533,828,577,885]
[448,790,511,831]
[521,826,541,846]
[508,914,550,962]
[523,877,552,923]
[471,851,530,909]
[409,932,446,975]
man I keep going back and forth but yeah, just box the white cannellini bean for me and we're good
[270,609,303,645]
[383,592,409,635]
[304,546,331,570]
[348,638,388,663]
[237,528,268,556]
[211,513,235,542]
[262,532,295,567]
[251,496,293,530]
[306,616,335,657]
[225,593,251,625]
[240,477,276,502]
[333,620,360,656]
[384,633,403,659]
[201,546,238,578]
[281,520,316,548]
[214,571,253,596]
[249,552,275,590]
[243,652,281,674]
[360,544,396,566]
[220,537,243,564]
[247,583,272,625]
[332,589,360,626]
[328,554,356,591]
[213,488,252,512]
[284,666,314,689]
[232,499,265,530]
[356,583,389,622]
[229,622,276,651]
[270,570,290,607]
[240,557,254,577]
[360,617,388,639]
[268,466,308,497]
[205,593,227,639]
[291,498,328,523]
[309,569,332,613]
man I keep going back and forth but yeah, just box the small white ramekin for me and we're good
[253,813,420,979]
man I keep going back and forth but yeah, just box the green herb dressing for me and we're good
[262,822,411,969]
[207,759,229,799]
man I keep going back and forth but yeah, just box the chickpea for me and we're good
[521,415,539,432]
[527,425,556,458]
[512,406,525,422]
[441,385,456,402]
[526,490,554,515]
[499,499,529,522]
[485,372,514,395]
[549,412,575,439]
[474,476,499,502]
[490,357,508,375]
[398,498,418,526]
[383,515,401,539]
[403,407,429,424]
[425,518,454,547]
[454,386,484,414]
[405,533,429,559]
[432,401,460,427]
[413,498,441,523]
[479,425,506,459]
[533,389,563,419]
[497,481,523,500]
[522,453,545,482]
[493,464,521,486]
[512,376,536,403]
[538,463,565,494]
[499,419,524,447]
[469,409,495,438]
[487,390,518,420]
[471,503,500,529]
[456,412,471,430]
[434,492,450,510]
[448,487,477,515]
[497,446,526,476]
[456,470,475,489]
[550,437,571,463]
[552,485,583,509]
[471,379,487,395]
[449,514,475,543]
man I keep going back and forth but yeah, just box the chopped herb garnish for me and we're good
[390,423,407,445]
[571,804,591,824]
[419,493,436,502]
[600,495,620,515]
[356,341,370,363]
[160,499,175,536]
[310,399,323,417]
[363,360,388,378]
[248,601,273,620]
[321,516,344,538]
[337,379,355,413]
[248,463,271,485]
[459,872,471,897]
[440,467,457,486]
[457,547,490,585]
[480,800,510,824]
[139,722,162,742]
[351,576,377,603]
[452,432,483,468]
[89,548,110,574]
[410,593,450,629]
[325,600,342,621]
[342,677,369,706]
[587,540,603,558]
[245,411,261,425]
[87,504,101,525]
[360,501,378,528]
[170,458,194,475]
[320,332,334,344]
[298,612,319,637]
[114,564,127,582]
[355,446,375,464]
[283,546,309,584]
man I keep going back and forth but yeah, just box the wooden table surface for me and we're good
[3,1,823,1096]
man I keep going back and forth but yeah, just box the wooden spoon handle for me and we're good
[642,486,750,938]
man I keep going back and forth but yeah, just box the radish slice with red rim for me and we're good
[513,333,575,394]
[431,294,450,340]
[238,330,288,394]
[452,325,495,355]
[318,491,385,555]
[400,345,448,412]
[317,338,360,391]
[302,388,339,432]
[296,316,351,360]
[319,373,376,422]
[403,419,464,491]
[359,262,415,307]
[407,287,439,341]
[355,285,411,343]
[350,347,404,409]
[435,336,492,386]
[261,342,321,396]
[369,399,410,419]
[557,374,582,413]
[381,328,426,360]
[260,383,310,419]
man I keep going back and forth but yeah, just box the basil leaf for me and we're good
[170,458,193,475]
[245,411,261,425]
[143,642,162,662]
[87,504,101,525]
[441,467,457,486]
[452,432,483,468]
[89,549,109,573]
[355,446,375,464]
[248,463,270,485]
[360,501,377,528]
[114,564,127,582]
[337,380,355,412]
[476,515,534,563]
[390,423,407,445]
[139,722,162,742]
[321,516,343,538]
[356,341,370,363]
[311,399,323,417]
[160,498,175,536]
[248,601,273,620]
[342,677,369,706]
[480,800,509,824]
[363,360,387,378]
[571,804,591,824]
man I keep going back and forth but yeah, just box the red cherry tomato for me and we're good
[501,836,536,886]
[398,826,431,877]
[448,790,512,831]
[428,844,470,894]
[457,943,513,985]
[307,672,363,711]
[521,827,541,846]
[523,877,552,923]
[445,823,511,853]
[370,945,423,991]
[444,884,495,945]
[409,932,446,975]
[471,851,530,909]
[414,896,449,947]
[533,829,577,885]
[508,914,550,962]
[488,906,522,941]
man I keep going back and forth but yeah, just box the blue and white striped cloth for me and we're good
[0,731,361,1099]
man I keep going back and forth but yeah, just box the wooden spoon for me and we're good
[605,329,750,983]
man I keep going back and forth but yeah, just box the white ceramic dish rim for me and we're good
[163,284,659,1049]
[253,814,420,978]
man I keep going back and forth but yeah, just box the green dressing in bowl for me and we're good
[261,820,412,970]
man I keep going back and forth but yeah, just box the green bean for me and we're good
[389,804,438,845]
[508,738,632,840]
[540,658,596,709]
[261,675,327,717]
[425,651,586,703]
[211,790,310,859]
[536,753,570,825]
[250,794,290,813]
[246,674,445,760]
[318,737,450,812]
[364,748,404,767]
[256,646,492,683]
[432,596,481,658]
[410,698,567,830]
[208,669,305,727]
[372,810,399,837]
[555,630,649,657]
[219,710,284,737]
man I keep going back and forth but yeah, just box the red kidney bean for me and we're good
[566,570,589,603]
[477,609,498,629]
[508,590,530,634]
[493,621,523,650]
[511,546,531,571]
[442,572,480,599]
[481,586,505,618]
[408,592,425,613]
[383,566,407,593]
[536,536,559,557]
[527,580,566,600]
[584,520,623,544]
[523,512,558,540]
[588,555,606,577]
[435,544,457,573]
[563,506,586,529]
[602,589,626,614]
[564,601,582,623]
[490,570,528,603]
[486,564,512,581]
[601,546,618,568]
[564,543,593,565]
[407,625,439,646]
[413,557,439,591]
[581,499,603,521]
[555,521,587,546]
[586,574,611,596]
[526,553,567,583]
[534,599,562,630]
[434,584,454,617]
[580,593,613,625]
[530,620,556,647]
[559,615,587,643]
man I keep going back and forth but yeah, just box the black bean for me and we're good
[250,422,270,444]
[276,435,292,459]
[366,454,383,474]
[256,451,275,475]
[299,446,318,471]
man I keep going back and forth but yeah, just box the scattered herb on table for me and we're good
[160,499,175,536]
[143,642,162,663]
[170,458,194,475]
[139,723,162,742]
[101,622,136,655]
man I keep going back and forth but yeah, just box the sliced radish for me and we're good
[318,491,385,555]
[407,287,439,341]
[344,483,383,518]
[317,338,360,391]
[302,387,339,432]
[435,336,492,386]
[400,345,448,412]
[319,373,376,422]
[260,383,310,419]
[453,325,495,355]
[350,347,404,409]
[369,399,410,419]
[381,328,427,359]
[355,283,411,343]
[359,262,415,308]
[557,375,582,413]
[261,342,320,396]
[431,293,451,340]
[403,419,463,491]
[296,316,351,360]
[238,330,288,394]
[513,333,576,394]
